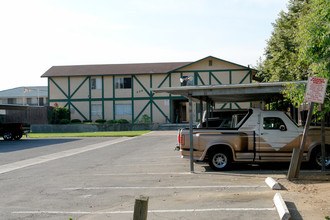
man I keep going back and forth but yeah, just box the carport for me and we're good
[151,81,305,172]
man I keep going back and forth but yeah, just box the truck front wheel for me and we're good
[208,150,232,171]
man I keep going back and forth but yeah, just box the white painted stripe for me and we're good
[63,185,266,190]
[0,137,133,174]
[12,207,276,215]
[113,163,186,166]
[94,172,191,176]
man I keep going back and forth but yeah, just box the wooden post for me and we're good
[287,102,314,180]
[133,195,149,220]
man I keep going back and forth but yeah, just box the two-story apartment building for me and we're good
[41,56,257,123]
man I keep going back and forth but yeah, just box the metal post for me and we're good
[206,101,210,128]
[189,96,194,173]
[199,99,203,128]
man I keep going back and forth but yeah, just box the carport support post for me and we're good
[199,99,203,128]
[189,96,194,173]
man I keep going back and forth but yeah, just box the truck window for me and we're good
[263,117,286,130]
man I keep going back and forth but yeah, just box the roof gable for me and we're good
[171,56,256,72]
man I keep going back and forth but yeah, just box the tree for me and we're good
[294,0,330,112]
[256,0,310,83]
[256,0,329,113]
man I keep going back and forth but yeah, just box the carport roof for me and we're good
[151,81,306,103]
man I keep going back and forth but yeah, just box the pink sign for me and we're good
[304,76,328,103]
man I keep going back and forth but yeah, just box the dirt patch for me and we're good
[278,171,330,220]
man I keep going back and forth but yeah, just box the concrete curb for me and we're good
[273,193,291,220]
[265,177,281,190]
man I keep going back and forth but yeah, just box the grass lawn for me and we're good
[26,130,151,138]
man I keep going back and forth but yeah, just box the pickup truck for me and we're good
[178,108,330,170]
[0,123,24,141]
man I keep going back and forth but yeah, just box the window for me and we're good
[115,104,132,115]
[115,77,132,89]
[263,117,286,130]
[91,77,102,90]
[8,98,16,104]
[39,98,44,106]
[209,60,213,66]
[91,104,102,116]
[27,98,32,105]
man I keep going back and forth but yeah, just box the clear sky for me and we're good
[0,0,288,91]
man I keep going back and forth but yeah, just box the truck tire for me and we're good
[208,149,232,171]
[14,134,22,140]
[310,146,330,169]
[3,132,13,141]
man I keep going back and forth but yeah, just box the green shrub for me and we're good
[59,119,70,124]
[118,119,129,124]
[49,107,70,124]
[95,119,106,124]
[106,119,130,124]
[83,120,92,123]
[71,119,82,124]
[138,114,151,123]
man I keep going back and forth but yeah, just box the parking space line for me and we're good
[113,163,186,166]
[0,137,133,174]
[12,207,275,215]
[93,172,191,176]
[63,185,267,190]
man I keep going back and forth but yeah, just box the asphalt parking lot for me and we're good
[0,131,284,220]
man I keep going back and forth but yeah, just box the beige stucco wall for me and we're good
[70,77,89,99]
[134,75,150,98]
[49,77,68,100]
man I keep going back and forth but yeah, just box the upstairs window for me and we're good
[8,98,16,104]
[91,77,102,90]
[115,77,132,89]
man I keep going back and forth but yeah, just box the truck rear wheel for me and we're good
[310,146,330,168]
[208,149,232,171]
[14,134,22,140]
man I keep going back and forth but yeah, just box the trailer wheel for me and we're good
[310,146,330,168]
[3,132,13,141]
[208,149,232,171]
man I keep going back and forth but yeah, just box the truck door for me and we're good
[258,113,300,161]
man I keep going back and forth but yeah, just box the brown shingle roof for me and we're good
[41,62,191,77]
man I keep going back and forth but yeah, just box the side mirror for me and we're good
[279,125,287,131]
